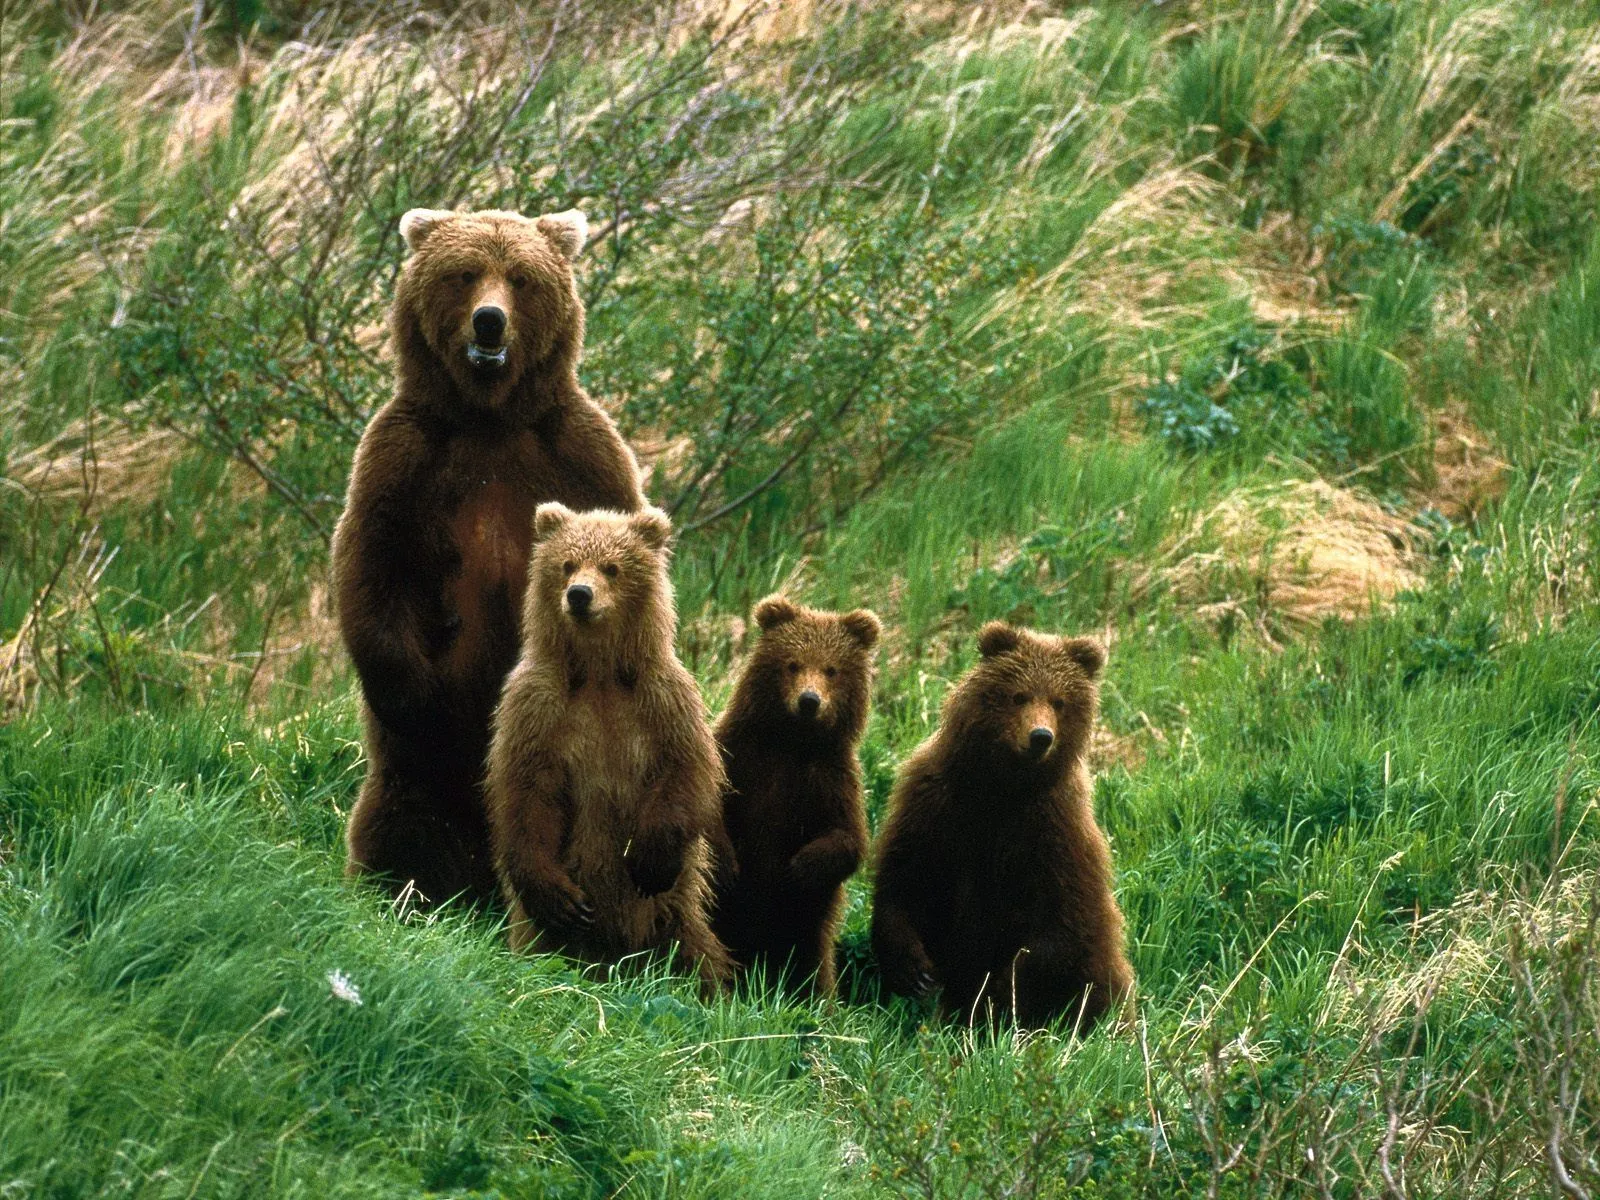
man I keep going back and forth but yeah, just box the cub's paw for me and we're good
[625,826,687,897]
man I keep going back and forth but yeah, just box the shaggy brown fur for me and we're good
[334,208,643,909]
[711,596,879,994]
[486,504,731,994]
[871,622,1132,1032]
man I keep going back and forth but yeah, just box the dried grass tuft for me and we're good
[1160,480,1422,630]
[1428,407,1509,520]
[8,419,187,512]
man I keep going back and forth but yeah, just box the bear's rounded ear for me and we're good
[534,502,574,542]
[1062,637,1106,679]
[977,621,1022,659]
[753,595,799,631]
[841,608,881,649]
[398,208,453,251]
[536,209,588,260]
[630,506,672,552]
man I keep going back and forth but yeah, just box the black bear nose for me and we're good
[797,690,822,717]
[565,584,593,615]
[472,305,506,345]
[1028,727,1054,756]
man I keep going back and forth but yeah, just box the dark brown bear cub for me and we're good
[712,596,880,995]
[334,207,642,910]
[486,503,731,994]
[871,622,1132,1031]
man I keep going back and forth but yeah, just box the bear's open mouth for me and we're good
[466,343,508,369]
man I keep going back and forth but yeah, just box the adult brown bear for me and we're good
[871,622,1132,1031]
[334,207,642,909]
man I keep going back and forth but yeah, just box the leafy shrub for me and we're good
[600,194,1003,535]
[1397,592,1501,688]
[1398,130,1496,237]
[1311,216,1423,302]
[1138,324,1315,455]
[948,510,1134,626]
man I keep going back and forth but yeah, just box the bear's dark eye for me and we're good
[1013,692,1027,706]
[788,662,800,674]
[824,666,837,678]
[602,564,619,578]
[562,561,576,576]
[1051,698,1065,711]
[510,274,528,289]
[459,270,478,285]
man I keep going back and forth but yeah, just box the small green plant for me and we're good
[1138,324,1315,456]
[948,510,1133,627]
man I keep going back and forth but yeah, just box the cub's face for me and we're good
[396,207,588,400]
[746,595,880,733]
[528,504,672,636]
[948,622,1105,769]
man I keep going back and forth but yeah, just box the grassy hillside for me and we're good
[3,0,1598,1195]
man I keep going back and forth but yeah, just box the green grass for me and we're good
[4,1,1600,1195]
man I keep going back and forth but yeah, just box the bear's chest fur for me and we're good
[549,679,658,877]
[541,672,704,950]
[726,750,833,870]
[438,432,554,682]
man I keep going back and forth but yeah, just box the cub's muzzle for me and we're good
[565,583,594,618]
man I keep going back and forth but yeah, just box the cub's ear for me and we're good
[753,595,799,631]
[841,608,881,649]
[1062,637,1106,679]
[977,621,1021,659]
[398,208,453,251]
[534,502,574,542]
[630,506,673,552]
[536,209,588,260]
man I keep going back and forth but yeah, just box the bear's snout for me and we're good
[1028,727,1054,758]
[796,689,822,718]
[565,583,594,618]
[472,305,507,346]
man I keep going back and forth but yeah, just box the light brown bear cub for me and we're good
[712,596,880,995]
[486,503,731,993]
[872,622,1132,1032]
[336,207,642,910]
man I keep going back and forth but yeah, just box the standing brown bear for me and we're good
[333,207,643,909]
[711,595,880,995]
[486,503,731,994]
[871,622,1132,1032]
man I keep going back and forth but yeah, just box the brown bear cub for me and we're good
[334,207,643,910]
[486,503,731,993]
[711,596,881,995]
[871,622,1132,1032]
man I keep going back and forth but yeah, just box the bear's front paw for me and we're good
[625,826,687,897]
[540,881,596,935]
[887,951,939,1000]
[787,841,859,891]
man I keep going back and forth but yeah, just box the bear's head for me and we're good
[526,502,674,655]
[736,595,880,739]
[940,621,1105,779]
[393,207,589,406]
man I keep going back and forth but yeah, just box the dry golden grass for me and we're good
[7,419,187,513]
[1428,406,1509,520]
[1159,480,1422,632]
